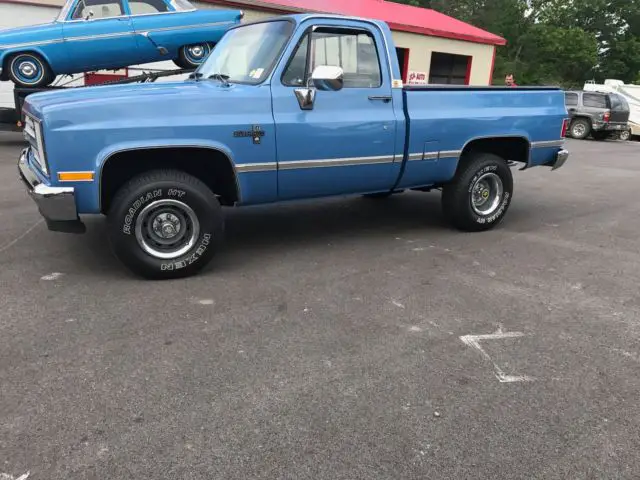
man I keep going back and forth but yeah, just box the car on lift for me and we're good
[0,0,242,88]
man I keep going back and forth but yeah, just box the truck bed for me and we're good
[396,85,567,189]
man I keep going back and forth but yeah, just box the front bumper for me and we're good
[549,149,569,171]
[18,148,85,233]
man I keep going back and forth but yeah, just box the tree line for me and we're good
[392,0,640,87]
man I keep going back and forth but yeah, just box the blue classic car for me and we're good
[0,0,242,88]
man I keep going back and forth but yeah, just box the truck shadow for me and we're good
[74,190,542,278]
[78,192,449,277]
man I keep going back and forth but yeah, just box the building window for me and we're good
[428,52,471,85]
[395,47,410,82]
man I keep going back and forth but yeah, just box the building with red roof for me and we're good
[204,0,505,85]
[0,0,505,91]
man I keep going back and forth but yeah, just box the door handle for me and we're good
[368,95,392,103]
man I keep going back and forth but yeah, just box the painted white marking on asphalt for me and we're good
[408,326,422,332]
[41,272,64,281]
[0,472,30,480]
[460,328,535,383]
[392,300,405,309]
[197,299,214,305]
[0,219,43,254]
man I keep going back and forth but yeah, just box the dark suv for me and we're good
[564,90,631,141]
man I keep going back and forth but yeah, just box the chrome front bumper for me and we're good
[18,148,85,233]
[550,149,569,171]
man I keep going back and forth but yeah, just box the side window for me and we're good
[71,0,124,19]
[583,93,607,108]
[282,35,309,87]
[564,93,578,106]
[129,0,169,14]
[282,27,382,88]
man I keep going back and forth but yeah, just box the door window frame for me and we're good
[65,0,129,22]
[280,24,384,89]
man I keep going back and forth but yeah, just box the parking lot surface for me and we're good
[1,136,640,479]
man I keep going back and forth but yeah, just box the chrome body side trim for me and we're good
[439,150,462,158]
[531,139,565,148]
[0,21,234,49]
[278,155,395,170]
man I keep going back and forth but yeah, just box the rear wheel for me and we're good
[442,152,513,232]
[174,43,212,69]
[7,52,54,88]
[569,118,591,140]
[107,169,224,279]
[619,129,631,141]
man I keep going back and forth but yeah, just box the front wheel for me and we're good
[174,43,212,69]
[619,130,631,141]
[441,152,513,232]
[7,52,54,87]
[107,170,224,279]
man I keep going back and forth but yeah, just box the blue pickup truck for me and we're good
[18,14,569,279]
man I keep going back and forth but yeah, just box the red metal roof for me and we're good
[210,0,506,46]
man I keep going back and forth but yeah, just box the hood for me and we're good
[24,80,268,130]
[0,22,59,47]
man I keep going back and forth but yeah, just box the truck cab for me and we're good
[18,14,569,279]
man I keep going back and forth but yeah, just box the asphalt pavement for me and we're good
[1,135,640,479]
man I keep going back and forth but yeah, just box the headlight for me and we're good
[23,112,48,176]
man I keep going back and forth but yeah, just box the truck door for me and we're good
[271,22,399,200]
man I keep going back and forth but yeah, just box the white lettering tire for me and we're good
[107,169,224,279]
[442,152,513,232]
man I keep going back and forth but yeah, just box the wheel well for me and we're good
[460,137,530,165]
[100,147,239,213]
[570,116,592,125]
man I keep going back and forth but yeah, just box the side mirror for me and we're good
[294,65,344,110]
[310,65,344,92]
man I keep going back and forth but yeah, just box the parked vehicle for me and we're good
[0,0,242,88]
[18,14,569,279]
[564,90,631,141]
[584,79,640,141]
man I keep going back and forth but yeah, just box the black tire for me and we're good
[107,169,224,280]
[591,131,609,141]
[569,118,591,140]
[174,43,213,69]
[7,52,54,88]
[619,130,631,141]
[442,152,513,232]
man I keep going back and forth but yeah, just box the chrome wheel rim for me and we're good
[471,172,503,216]
[11,55,44,85]
[572,123,586,137]
[184,44,210,65]
[620,131,630,141]
[134,199,200,259]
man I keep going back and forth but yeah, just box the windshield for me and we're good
[195,20,294,85]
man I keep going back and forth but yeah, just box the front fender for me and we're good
[0,46,56,73]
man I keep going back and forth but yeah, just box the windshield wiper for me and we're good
[207,73,231,87]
